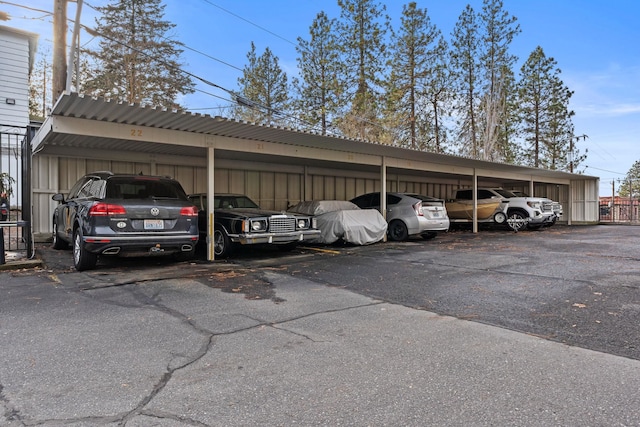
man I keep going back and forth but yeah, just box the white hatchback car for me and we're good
[350,192,450,241]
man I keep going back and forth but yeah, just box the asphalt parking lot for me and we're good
[1,224,639,426]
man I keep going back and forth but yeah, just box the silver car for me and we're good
[350,192,450,241]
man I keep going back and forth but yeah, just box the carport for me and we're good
[31,93,600,261]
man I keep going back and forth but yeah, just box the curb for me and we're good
[0,259,44,271]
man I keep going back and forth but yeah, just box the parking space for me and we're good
[2,225,639,425]
[34,224,639,360]
[279,225,640,360]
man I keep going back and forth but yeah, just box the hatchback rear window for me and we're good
[106,178,184,199]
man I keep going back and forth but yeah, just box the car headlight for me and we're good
[527,201,540,209]
[250,219,267,231]
[297,218,309,229]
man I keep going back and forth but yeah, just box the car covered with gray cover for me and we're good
[288,200,387,245]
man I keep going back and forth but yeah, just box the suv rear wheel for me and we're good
[73,227,98,271]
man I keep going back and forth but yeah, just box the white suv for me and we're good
[452,188,557,230]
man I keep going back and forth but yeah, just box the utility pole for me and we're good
[52,0,67,103]
[569,134,588,174]
[612,180,615,222]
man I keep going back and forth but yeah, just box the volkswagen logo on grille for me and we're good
[150,207,160,216]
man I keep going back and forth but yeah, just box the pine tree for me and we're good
[385,2,450,151]
[234,42,290,125]
[518,46,584,171]
[478,0,520,161]
[619,160,640,197]
[518,47,547,167]
[335,0,390,140]
[494,65,520,163]
[83,0,194,109]
[449,5,481,157]
[293,12,342,134]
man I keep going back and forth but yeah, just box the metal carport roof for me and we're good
[31,93,599,259]
[32,93,596,185]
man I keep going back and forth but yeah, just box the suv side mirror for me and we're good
[52,193,65,203]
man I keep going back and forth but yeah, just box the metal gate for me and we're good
[599,197,640,224]
[1,125,33,263]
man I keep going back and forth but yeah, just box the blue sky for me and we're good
[4,1,640,195]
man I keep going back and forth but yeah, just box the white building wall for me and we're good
[0,27,33,129]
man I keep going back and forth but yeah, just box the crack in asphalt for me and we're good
[5,272,381,427]
[0,384,22,425]
[243,300,386,344]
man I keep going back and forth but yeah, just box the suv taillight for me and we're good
[413,201,424,216]
[180,206,199,216]
[89,202,127,216]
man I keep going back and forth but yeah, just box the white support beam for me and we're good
[207,145,216,261]
[304,165,310,201]
[50,115,206,147]
[206,135,383,167]
[381,156,387,242]
[33,145,207,167]
[385,157,475,176]
[473,170,478,233]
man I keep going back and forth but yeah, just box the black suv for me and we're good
[52,172,199,271]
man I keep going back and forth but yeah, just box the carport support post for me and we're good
[529,180,535,197]
[381,156,387,242]
[207,145,216,261]
[304,165,310,202]
[0,228,5,265]
[472,170,478,233]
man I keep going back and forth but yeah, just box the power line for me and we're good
[0,1,50,15]
[199,0,299,48]
[17,0,415,141]
[584,165,626,175]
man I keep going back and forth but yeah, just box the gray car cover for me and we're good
[289,200,387,245]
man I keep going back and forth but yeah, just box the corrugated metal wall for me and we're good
[32,155,594,237]
[570,179,599,223]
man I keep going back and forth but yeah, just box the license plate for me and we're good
[431,211,441,218]
[144,219,164,230]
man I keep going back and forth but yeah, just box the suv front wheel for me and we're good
[52,220,68,249]
[506,210,528,232]
[73,227,98,271]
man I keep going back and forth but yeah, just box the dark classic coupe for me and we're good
[188,193,320,257]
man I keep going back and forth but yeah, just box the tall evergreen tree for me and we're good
[234,42,290,125]
[84,0,194,109]
[619,160,640,198]
[494,65,520,163]
[449,5,481,157]
[518,46,554,167]
[335,0,391,140]
[518,46,584,171]
[385,2,449,151]
[293,12,342,134]
[478,0,520,161]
